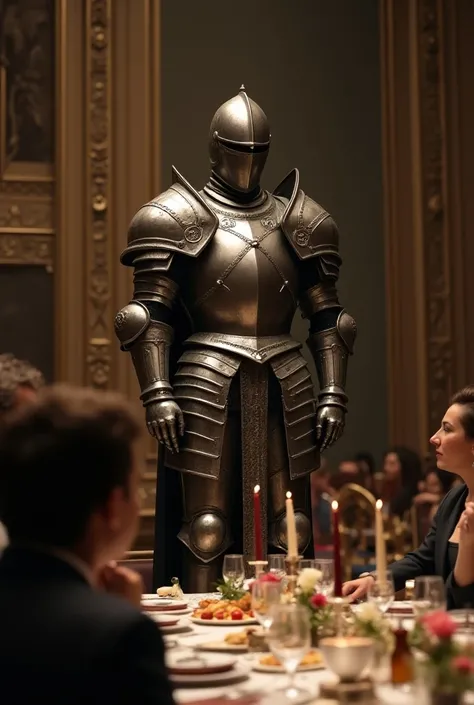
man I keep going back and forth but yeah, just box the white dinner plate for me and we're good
[150,614,181,628]
[169,662,249,687]
[195,639,248,653]
[166,652,236,675]
[190,616,258,626]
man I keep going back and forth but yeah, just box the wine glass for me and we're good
[268,554,286,578]
[222,554,245,586]
[367,570,395,613]
[313,558,334,597]
[413,576,446,616]
[251,579,283,630]
[299,559,316,571]
[266,604,311,700]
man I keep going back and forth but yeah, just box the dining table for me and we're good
[143,593,426,705]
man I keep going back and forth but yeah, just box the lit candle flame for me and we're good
[376,499,383,511]
[331,500,338,511]
[254,484,260,493]
[286,491,292,499]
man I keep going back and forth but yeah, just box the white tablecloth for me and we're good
[154,594,416,705]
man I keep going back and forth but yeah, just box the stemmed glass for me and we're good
[222,554,245,587]
[266,604,311,700]
[367,570,395,613]
[313,558,334,597]
[299,559,316,571]
[412,576,446,616]
[251,579,283,631]
[267,554,286,578]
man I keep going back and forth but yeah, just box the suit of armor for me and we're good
[115,87,356,592]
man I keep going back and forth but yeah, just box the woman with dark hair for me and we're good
[342,385,474,609]
[382,445,423,517]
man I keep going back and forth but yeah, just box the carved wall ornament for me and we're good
[418,0,452,435]
[86,0,113,389]
[0,233,53,267]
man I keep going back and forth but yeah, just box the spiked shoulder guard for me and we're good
[120,167,219,271]
[273,168,341,263]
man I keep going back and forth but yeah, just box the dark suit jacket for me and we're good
[0,547,175,705]
[390,483,474,609]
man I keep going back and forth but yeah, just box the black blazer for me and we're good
[0,547,175,705]
[390,483,474,609]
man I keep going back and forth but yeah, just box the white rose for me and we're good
[297,568,322,593]
[357,602,383,623]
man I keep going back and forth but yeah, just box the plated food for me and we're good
[224,627,257,646]
[191,595,255,622]
[253,649,324,673]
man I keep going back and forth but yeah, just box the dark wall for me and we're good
[161,0,386,468]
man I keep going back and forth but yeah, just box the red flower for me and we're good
[310,593,328,609]
[258,573,281,583]
[452,656,474,675]
[421,610,457,639]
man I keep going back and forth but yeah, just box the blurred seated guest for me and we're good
[342,386,474,610]
[0,353,43,552]
[354,451,376,491]
[330,458,364,491]
[382,445,423,518]
[415,467,454,521]
[311,461,334,547]
[0,352,44,416]
[0,385,175,705]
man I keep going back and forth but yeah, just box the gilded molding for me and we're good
[85,0,113,388]
[0,233,53,266]
[418,0,452,433]
[0,198,53,230]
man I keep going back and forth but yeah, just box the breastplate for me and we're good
[180,194,299,337]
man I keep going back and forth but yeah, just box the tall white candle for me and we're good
[375,499,387,579]
[286,491,298,558]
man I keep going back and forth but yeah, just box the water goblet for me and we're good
[267,554,287,578]
[313,558,334,597]
[222,554,245,587]
[251,579,283,631]
[412,575,446,616]
[266,603,311,700]
[367,570,395,613]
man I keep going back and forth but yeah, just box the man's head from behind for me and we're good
[0,353,44,415]
[0,385,142,570]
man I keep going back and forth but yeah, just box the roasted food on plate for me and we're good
[192,595,253,621]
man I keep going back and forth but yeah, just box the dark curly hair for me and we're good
[0,353,44,413]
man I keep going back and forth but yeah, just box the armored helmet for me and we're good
[209,86,271,193]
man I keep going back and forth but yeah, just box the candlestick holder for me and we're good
[248,560,268,579]
[284,555,301,601]
[327,596,351,636]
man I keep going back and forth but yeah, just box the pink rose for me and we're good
[421,610,457,639]
[452,656,474,675]
[310,593,328,609]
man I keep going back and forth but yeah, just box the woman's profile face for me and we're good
[383,452,401,480]
[430,403,474,474]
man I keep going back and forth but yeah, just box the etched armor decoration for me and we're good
[116,87,357,592]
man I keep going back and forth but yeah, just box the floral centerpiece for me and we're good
[408,610,474,704]
[296,568,335,644]
[350,602,395,654]
[348,602,395,682]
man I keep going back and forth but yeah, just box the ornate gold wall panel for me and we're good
[0,0,55,268]
[381,0,472,456]
[56,0,161,548]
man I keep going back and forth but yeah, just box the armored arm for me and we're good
[275,169,356,448]
[299,246,356,416]
[115,168,218,451]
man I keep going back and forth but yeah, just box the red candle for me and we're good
[253,485,263,561]
[332,500,342,596]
